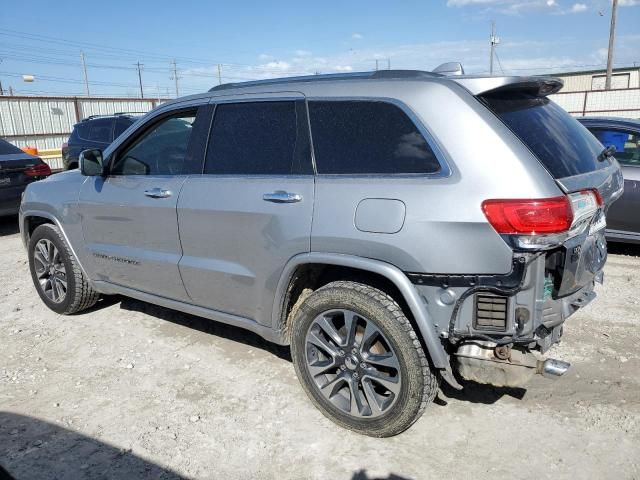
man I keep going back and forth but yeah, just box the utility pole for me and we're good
[489,21,499,76]
[375,59,379,71]
[80,51,90,97]
[171,59,179,97]
[8,85,13,96]
[605,0,619,90]
[387,58,391,70]
[135,61,144,98]
[0,80,3,96]
[217,64,222,85]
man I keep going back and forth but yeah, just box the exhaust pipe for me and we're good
[538,358,571,379]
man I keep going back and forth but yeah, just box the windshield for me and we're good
[481,93,609,179]
[0,139,26,155]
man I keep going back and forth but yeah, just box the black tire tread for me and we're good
[291,280,439,437]
[31,223,100,314]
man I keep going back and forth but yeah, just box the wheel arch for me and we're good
[273,253,449,369]
[21,210,91,281]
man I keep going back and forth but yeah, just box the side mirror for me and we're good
[80,149,105,176]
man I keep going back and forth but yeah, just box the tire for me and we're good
[291,281,439,437]
[28,223,100,315]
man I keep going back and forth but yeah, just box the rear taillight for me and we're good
[482,196,573,235]
[24,162,52,177]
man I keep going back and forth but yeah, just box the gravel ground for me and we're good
[1,216,639,480]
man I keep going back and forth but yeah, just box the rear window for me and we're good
[87,118,113,143]
[481,94,607,179]
[308,101,441,175]
[205,101,311,175]
[0,139,25,155]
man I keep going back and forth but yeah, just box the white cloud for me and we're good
[295,49,312,57]
[546,0,556,5]
[619,0,639,5]
[351,33,364,40]
[258,53,274,61]
[571,3,588,12]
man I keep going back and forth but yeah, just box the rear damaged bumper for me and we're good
[410,245,603,388]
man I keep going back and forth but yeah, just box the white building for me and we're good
[548,66,640,118]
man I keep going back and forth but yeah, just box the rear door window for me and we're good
[204,101,311,175]
[481,94,608,179]
[588,128,640,167]
[308,100,441,175]
[87,118,114,143]
[114,117,135,139]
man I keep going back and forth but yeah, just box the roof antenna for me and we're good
[433,62,465,76]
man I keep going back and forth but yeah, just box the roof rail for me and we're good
[208,69,442,92]
[82,112,146,121]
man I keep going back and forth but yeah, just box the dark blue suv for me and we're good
[62,113,140,170]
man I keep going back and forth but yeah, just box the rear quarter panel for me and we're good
[306,81,563,274]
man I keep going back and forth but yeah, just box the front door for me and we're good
[588,127,640,240]
[79,107,205,301]
[177,99,314,325]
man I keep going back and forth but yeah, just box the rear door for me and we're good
[79,105,208,301]
[586,127,640,240]
[177,96,314,325]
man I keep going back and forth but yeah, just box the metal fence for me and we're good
[0,96,162,169]
[550,87,640,119]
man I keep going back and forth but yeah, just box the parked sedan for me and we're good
[0,139,51,216]
[578,117,640,244]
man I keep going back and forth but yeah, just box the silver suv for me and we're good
[20,69,623,437]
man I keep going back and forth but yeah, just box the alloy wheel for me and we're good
[33,239,67,303]
[304,309,402,418]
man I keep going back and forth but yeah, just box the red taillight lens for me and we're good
[24,162,52,177]
[482,196,573,235]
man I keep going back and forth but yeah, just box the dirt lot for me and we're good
[1,216,638,480]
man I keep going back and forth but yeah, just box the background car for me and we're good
[0,139,51,216]
[62,113,140,170]
[578,117,640,244]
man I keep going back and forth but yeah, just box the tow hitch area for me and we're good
[455,341,570,388]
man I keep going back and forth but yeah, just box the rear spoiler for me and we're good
[452,76,564,97]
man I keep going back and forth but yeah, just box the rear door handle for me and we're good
[263,191,303,203]
[144,188,172,198]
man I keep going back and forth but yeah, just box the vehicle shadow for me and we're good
[0,411,185,480]
[118,297,292,362]
[0,215,20,237]
[116,297,523,403]
[437,377,526,406]
[608,241,640,257]
[352,470,412,480]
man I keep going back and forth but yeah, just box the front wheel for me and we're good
[28,223,100,315]
[290,281,439,437]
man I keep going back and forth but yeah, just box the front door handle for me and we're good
[144,188,172,198]
[263,191,303,203]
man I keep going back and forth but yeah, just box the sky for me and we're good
[0,0,638,98]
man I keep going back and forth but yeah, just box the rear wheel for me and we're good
[28,223,99,314]
[291,281,439,437]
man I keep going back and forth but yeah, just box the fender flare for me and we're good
[271,252,449,369]
[20,209,91,281]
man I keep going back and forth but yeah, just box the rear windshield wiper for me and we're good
[598,145,616,162]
